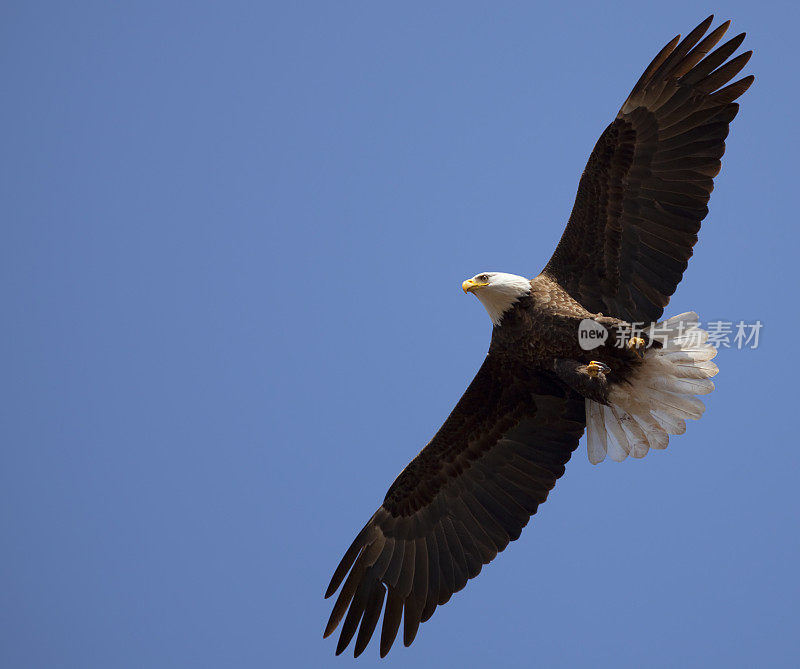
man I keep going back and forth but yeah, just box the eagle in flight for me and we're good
[324,16,752,657]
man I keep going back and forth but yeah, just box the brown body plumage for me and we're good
[324,16,752,657]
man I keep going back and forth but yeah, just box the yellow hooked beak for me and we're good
[462,278,490,294]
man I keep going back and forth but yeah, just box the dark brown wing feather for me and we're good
[323,354,585,657]
[544,16,753,323]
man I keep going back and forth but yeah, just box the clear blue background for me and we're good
[3,2,798,667]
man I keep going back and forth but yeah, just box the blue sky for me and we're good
[3,2,798,667]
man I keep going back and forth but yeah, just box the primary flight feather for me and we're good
[324,16,752,657]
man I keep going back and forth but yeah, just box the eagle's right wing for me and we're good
[543,16,753,324]
[323,354,585,657]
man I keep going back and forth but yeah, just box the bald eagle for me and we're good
[324,16,752,657]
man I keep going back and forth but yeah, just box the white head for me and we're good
[462,272,531,325]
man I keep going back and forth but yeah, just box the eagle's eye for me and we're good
[478,274,489,282]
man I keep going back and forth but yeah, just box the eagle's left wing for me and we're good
[324,354,585,657]
[543,16,753,324]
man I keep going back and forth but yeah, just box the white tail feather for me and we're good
[586,312,718,464]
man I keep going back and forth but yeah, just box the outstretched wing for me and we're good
[543,16,753,324]
[323,354,585,657]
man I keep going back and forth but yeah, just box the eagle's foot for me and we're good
[627,336,646,358]
[587,360,611,378]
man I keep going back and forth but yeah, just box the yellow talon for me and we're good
[587,361,610,377]
[627,336,646,357]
